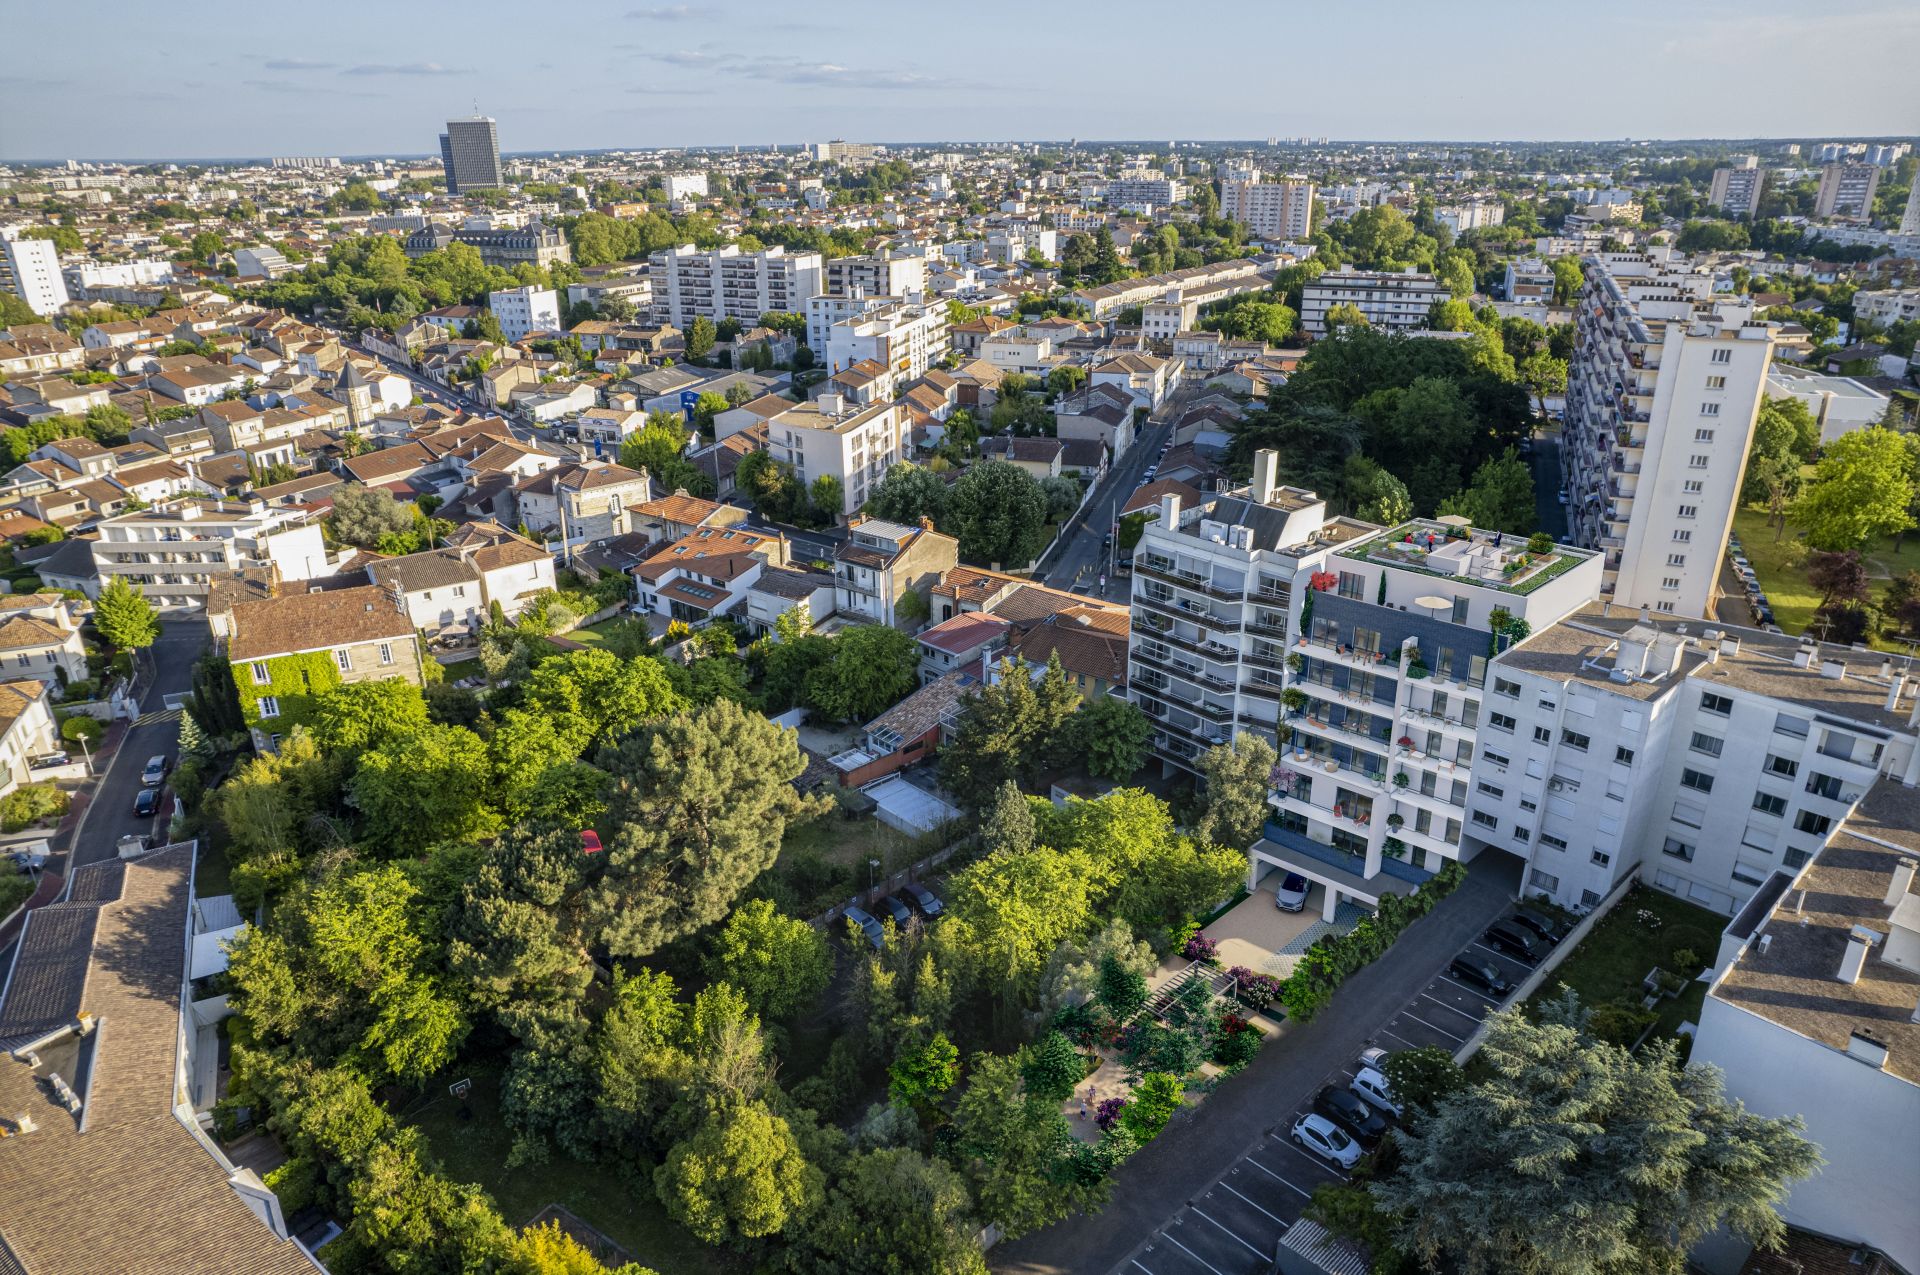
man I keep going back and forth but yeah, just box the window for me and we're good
[1472,810,1499,829]
[1706,374,1726,390]
[1796,811,1833,837]
[1695,429,1717,444]
[1690,732,1723,758]
[335,649,352,672]
[251,661,270,685]
[1483,749,1510,768]
[1680,768,1714,793]
[378,642,394,666]
[1732,865,1768,888]
[1519,798,1538,812]
[1683,480,1703,494]
[1701,692,1732,716]
[1689,454,1709,468]
[258,695,281,719]
[453,585,467,598]
[1494,677,1521,698]
[1528,868,1560,892]
[1591,850,1611,867]
[1711,348,1732,364]
[1451,596,1470,625]
[1534,725,1552,743]
[1783,848,1811,869]
[1662,577,1682,591]
[1672,529,1692,542]
[1752,792,1787,817]
[1561,729,1590,751]
[1742,823,1776,853]
[1539,833,1568,850]
[1490,712,1516,732]
[1581,889,1602,907]
[1336,571,1365,600]
[1765,754,1799,778]
[1700,403,1720,418]
[1477,781,1504,799]
[1806,772,1844,801]
[1514,827,1531,841]
[1615,745,1635,765]
[1677,504,1697,519]
[1667,553,1687,567]
[1662,837,1695,861]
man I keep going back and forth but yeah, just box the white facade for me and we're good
[89,501,330,607]
[487,285,561,342]
[663,172,709,204]
[648,244,824,329]
[0,230,70,316]
[1103,175,1185,210]
[1707,158,1765,217]
[824,254,927,304]
[823,301,949,395]
[1300,267,1447,336]
[767,394,905,516]
[1815,163,1881,221]
[1853,286,1920,330]
[1562,250,1777,619]
[1766,366,1890,444]
[807,292,889,358]
[1433,199,1505,235]
[1220,177,1315,240]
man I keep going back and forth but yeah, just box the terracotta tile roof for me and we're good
[342,442,433,483]
[0,678,49,736]
[226,584,415,661]
[918,612,1011,654]
[1008,610,1130,686]
[633,492,725,526]
[367,550,482,594]
[634,525,778,585]
[1122,477,1203,516]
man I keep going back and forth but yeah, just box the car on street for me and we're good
[28,751,68,770]
[1273,872,1311,912]
[1482,921,1542,964]
[1449,955,1514,997]
[1313,1084,1388,1145]
[842,906,885,950]
[1557,491,1569,505]
[878,894,913,928]
[133,787,161,818]
[902,882,944,917]
[1350,1067,1403,1119]
[1510,907,1568,945]
[142,754,171,786]
[1291,1113,1363,1169]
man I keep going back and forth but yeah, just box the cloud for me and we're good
[647,49,966,89]
[342,61,464,77]
[627,4,710,18]
[627,85,700,96]
[263,57,334,71]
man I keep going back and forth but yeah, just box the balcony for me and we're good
[1135,554,1246,602]
[1299,635,1394,675]
[1135,590,1242,631]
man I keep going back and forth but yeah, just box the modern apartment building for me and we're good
[1299,267,1447,336]
[823,253,927,304]
[1104,174,1186,210]
[1707,157,1766,217]
[647,244,824,329]
[1853,286,1920,331]
[1560,249,1778,619]
[487,284,561,341]
[1433,198,1505,235]
[1902,180,1920,237]
[89,500,331,607]
[439,116,504,194]
[1691,781,1920,1275]
[1126,454,1603,920]
[0,228,70,317]
[1472,606,1919,918]
[1502,257,1554,304]
[1219,175,1316,240]
[834,515,960,628]
[663,172,708,204]
[767,393,905,517]
[1815,163,1882,221]
[823,300,949,395]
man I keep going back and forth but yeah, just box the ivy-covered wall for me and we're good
[231,651,342,733]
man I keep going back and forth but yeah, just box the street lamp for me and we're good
[868,858,880,890]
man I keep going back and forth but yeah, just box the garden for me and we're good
[1520,882,1723,1049]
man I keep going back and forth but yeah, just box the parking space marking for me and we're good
[1398,1008,1467,1043]
[1418,992,1486,1024]
[1218,1180,1289,1227]
[1374,1025,1424,1049]
[1160,1229,1229,1275]
[1436,975,1504,1005]
[1191,1205,1268,1259]
[1467,941,1536,967]
[1267,1132,1352,1181]
[1132,1262,1158,1275]
[1241,1154,1314,1198]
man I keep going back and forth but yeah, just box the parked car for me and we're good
[28,751,69,770]
[7,847,48,873]
[842,906,885,950]
[1291,1113,1363,1169]
[141,754,170,786]
[902,882,944,918]
[1356,1046,1390,1076]
[133,787,161,818]
[1482,921,1542,964]
[878,894,913,928]
[1350,1067,1403,1120]
[1313,1084,1388,1145]
[1273,872,1311,912]
[1510,906,1569,945]
[1449,956,1514,997]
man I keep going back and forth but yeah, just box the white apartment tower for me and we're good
[648,244,824,330]
[1561,249,1778,620]
[486,285,561,342]
[663,172,709,205]
[1707,157,1766,217]
[1901,179,1920,236]
[766,393,906,516]
[1300,267,1448,336]
[823,301,950,395]
[0,229,71,316]
[1219,174,1317,240]
[1814,163,1882,221]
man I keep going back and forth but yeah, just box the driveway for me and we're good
[1201,882,1336,978]
[991,852,1522,1275]
[1529,428,1568,541]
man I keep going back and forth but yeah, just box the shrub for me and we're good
[1211,1017,1262,1070]
[1226,966,1285,1013]
[1182,931,1220,964]
[1587,1000,1656,1047]
[1670,948,1702,973]
[0,783,69,832]
[1094,1096,1128,1131]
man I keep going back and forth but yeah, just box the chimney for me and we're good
[1887,674,1907,714]
[1820,659,1846,680]
[1838,925,1878,983]
[1886,858,1918,910]
[1846,1029,1889,1070]
[1251,449,1280,506]
[1793,646,1814,668]
[1160,492,1181,527]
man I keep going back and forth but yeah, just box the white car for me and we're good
[1351,1067,1402,1119]
[1292,1113,1363,1169]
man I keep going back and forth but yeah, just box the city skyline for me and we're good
[3,0,1917,160]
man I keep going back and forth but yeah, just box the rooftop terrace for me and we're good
[1336,519,1595,595]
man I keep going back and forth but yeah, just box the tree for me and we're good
[1019,1031,1085,1103]
[1372,993,1821,1275]
[308,679,429,762]
[519,647,684,753]
[705,898,831,1020]
[1096,951,1149,1018]
[1806,550,1869,607]
[1119,1072,1184,1143]
[1741,397,1807,507]
[1046,364,1087,396]
[1378,1045,1465,1116]
[1518,350,1567,421]
[92,576,159,649]
[953,1051,1088,1239]
[685,315,717,359]
[946,461,1049,567]
[785,1148,988,1275]
[1064,696,1152,782]
[654,1101,821,1246]
[350,722,500,851]
[888,1031,960,1105]
[1793,428,1916,551]
[809,474,844,521]
[947,845,1096,986]
[328,483,416,547]
[1439,449,1536,535]
[619,415,714,498]
[589,700,828,957]
[448,826,595,1044]
[866,462,948,526]
[1323,301,1369,331]
[1343,456,1413,526]
[938,661,1057,810]
[1550,256,1584,304]
[801,624,918,724]
[0,293,43,325]
[1194,734,1277,849]
[509,1220,660,1274]
[980,780,1037,856]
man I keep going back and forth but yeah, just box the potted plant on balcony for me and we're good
[1386,812,1404,830]
[1383,837,1408,859]
[1281,688,1308,716]
[1406,654,1429,680]
[1392,771,1410,789]
[1287,652,1305,675]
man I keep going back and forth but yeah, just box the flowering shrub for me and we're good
[1183,932,1220,964]
[1216,1012,1250,1036]
[1634,908,1663,930]
[1226,966,1284,1012]
[1095,1096,1128,1131]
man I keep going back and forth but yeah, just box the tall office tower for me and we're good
[1814,163,1881,221]
[0,228,71,316]
[1561,249,1778,620]
[1901,180,1920,236]
[439,117,504,194]
[1707,156,1766,217]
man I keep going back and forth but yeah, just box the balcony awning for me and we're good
[1251,830,1419,903]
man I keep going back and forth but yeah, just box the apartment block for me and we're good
[807,293,889,356]
[1127,453,1603,921]
[90,500,330,607]
[1433,198,1505,235]
[1707,157,1766,217]
[1502,257,1554,304]
[1471,609,1918,921]
[1561,249,1778,619]
[663,172,708,204]
[1219,176,1316,240]
[487,284,561,342]
[647,243,823,329]
[1853,286,1920,330]
[823,253,927,304]
[1902,180,1920,236]
[834,516,960,628]
[0,229,70,317]
[404,221,571,270]
[1300,267,1447,336]
[823,300,949,395]
[1815,163,1882,221]
[1104,175,1186,210]
[767,393,905,517]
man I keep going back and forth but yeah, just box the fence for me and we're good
[1450,867,1641,1065]
[810,826,975,933]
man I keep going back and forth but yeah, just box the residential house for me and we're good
[628,490,748,544]
[1055,383,1137,456]
[0,594,89,692]
[768,393,907,517]
[827,670,974,788]
[515,460,652,543]
[834,516,961,627]
[632,524,787,625]
[0,677,59,793]
[743,564,837,636]
[221,584,424,749]
[916,612,1012,685]
[1090,351,1179,411]
[979,435,1065,478]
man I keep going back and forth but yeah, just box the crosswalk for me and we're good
[135,708,181,727]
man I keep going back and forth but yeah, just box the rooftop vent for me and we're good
[1846,1029,1889,1070]
[1820,659,1847,680]
[1838,924,1880,984]
[1886,858,1919,910]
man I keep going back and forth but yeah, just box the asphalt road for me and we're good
[65,623,205,874]
[346,335,495,421]
[991,853,1522,1275]
[1529,427,1568,541]
[1041,389,1198,601]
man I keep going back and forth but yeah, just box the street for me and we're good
[1528,426,1568,542]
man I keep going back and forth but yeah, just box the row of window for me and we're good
[250,644,398,697]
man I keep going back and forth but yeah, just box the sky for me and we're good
[3,0,1917,161]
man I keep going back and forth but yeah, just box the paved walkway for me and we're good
[991,854,1520,1275]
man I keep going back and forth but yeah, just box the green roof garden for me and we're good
[1337,519,1596,596]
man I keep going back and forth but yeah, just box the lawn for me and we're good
[403,1068,737,1275]
[1733,504,1920,651]
[555,616,648,650]
[1524,884,1724,1043]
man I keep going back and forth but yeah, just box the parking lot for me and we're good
[1112,905,1546,1275]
